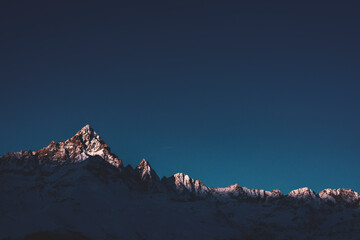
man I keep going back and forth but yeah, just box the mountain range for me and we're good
[1,125,359,240]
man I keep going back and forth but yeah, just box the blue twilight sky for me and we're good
[1,1,360,194]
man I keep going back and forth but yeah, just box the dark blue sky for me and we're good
[1,1,360,193]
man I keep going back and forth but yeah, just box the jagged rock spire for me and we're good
[134,158,161,192]
[36,125,123,167]
[136,158,160,182]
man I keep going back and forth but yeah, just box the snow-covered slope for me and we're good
[287,187,318,201]
[319,188,360,207]
[212,184,284,202]
[162,172,210,199]
[1,125,360,240]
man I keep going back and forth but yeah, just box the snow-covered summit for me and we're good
[212,184,284,201]
[287,187,317,201]
[136,159,160,182]
[162,173,210,198]
[0,125,122,168]
[132,159,162,192]
[319,188,360,207]
[36,124,122,167]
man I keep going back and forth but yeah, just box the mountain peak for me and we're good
[136,158,160,182]
[36,125,123,167]
[138,158,149,168]
[287,187,317,201]
[75,124,96,138]
[319,188,360,206]
[162,172,210,198]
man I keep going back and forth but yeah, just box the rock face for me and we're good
[212,184,284,201]
[0,125,123,176]
[135,159,161,191]
[136,159,160,182]
[36,125,122,167]
[268,189,284,200]
[319,188,360,207]
[162,173,210,198]
[287,187,318,201]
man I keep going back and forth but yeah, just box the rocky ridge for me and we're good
[37,125,122,167]
[0,125,122,169]
[0,125,359,207]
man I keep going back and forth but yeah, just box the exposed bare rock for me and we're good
[136,159,160,182]
[162,173,210,198]
[36,125,122,167]
[212,184,284,202]
[319,188,360,207]
[287,187,317,201]
[135,159,161,192]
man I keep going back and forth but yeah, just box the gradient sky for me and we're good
[1,1,360,194]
